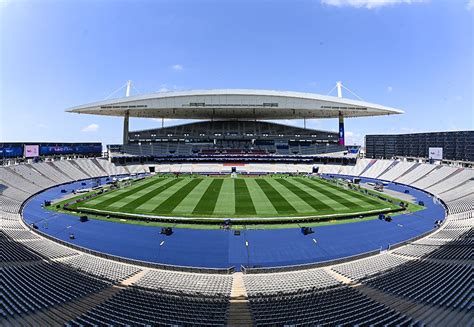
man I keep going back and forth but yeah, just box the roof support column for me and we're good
[338,111,345,146]
[123,110,129,145]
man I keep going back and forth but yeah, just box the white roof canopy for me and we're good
[66,89,403,119]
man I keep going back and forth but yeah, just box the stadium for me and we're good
[2,84,473,326]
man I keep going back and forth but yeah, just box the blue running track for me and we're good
[22,175,446,270]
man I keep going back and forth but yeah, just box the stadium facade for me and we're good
[67,89,403,156]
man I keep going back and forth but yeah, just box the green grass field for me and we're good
[69,175,401,220]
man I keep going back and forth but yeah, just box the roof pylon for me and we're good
[336,81,343,98]
[126,80,132,97]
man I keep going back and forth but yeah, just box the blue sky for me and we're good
[1,0,473,146]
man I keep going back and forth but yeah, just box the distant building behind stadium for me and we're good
[365,131,474,162]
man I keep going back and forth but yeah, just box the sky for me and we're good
[1,0,473,146]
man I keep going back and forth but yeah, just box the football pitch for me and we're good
[70,175,401,220]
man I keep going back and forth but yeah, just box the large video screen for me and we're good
[40,145,74,155]
[24,145,40,158]
[40,144,102,155]
[0,146,23,158]
[75,144,102,154]
[429,147,443,160]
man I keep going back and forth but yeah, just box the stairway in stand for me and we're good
[227,272,253,326]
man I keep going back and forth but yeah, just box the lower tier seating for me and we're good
[247,285,414,326]
[67,287,230,327]
[364,260,472,310]
[3,262,110,317]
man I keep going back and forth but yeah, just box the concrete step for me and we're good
[227,272,253,325]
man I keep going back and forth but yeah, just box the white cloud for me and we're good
[81,123,99,132]
[467,0,474,10]
[156,84,179,92]
[321,0,425,9]
[401,127,417,133]
[387,86,393,93]
[171,64,183,71]
[345,131,363,145]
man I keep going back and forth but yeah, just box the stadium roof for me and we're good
[66,89,403,119]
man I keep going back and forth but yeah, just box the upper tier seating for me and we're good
[1,167,42,197]
[61,254,143,282]
[0,195,23,213]
[51,160,91,180]
[7,164,56,189]
[394,244,472,260]
[74,158,107,177]
[444,195,474,214]
[332,253,410,281]
[377,161,417,181]
[437,180,474,202]
[135,270,233,296]
[95,158,129,176]
[31,162,72,184]
[21,239,80,260]
[360,160,394,179]
[126,163,147,174]
[243,268,340,295]
[394,164,437,185]
[425,168,474,195]
[411,166,459,190]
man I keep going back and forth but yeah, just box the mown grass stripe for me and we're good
[274,179,333,211]
[264,178,314,212]
[255,179,296,214]
[213,179,235,215]
[154,179,203,214]
[310,178,382,206]
[192,179,224,215]
[93,178,164,208]
[106,179,173,210]
[316,178,382,205]
[120,178,183,211]
[106,179,173,209]
[136,179,191,211]
[296,178,365,208]
[172,179,213,214]
[284,178,352,208]
[83,177,158,206]
[234,179,256,215]
[245,179,278,215]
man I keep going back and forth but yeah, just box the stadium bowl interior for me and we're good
[2,157,473,326]
[2,91,473,326]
